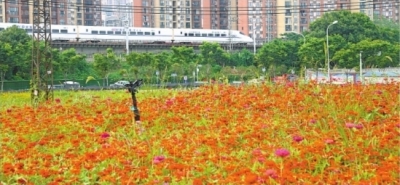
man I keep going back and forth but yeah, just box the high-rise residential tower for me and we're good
[101,0,132,27]
[0,0,102,26]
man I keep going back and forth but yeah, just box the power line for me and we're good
[3,0,399,16]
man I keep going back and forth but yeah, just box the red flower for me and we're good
[101,132,110,139]
[293,135,304,142]
[275,148,290,158]
[264,169,278,179]
[153,155,165,164]
[325,139,335,144]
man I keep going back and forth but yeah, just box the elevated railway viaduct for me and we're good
[51,41,262,61]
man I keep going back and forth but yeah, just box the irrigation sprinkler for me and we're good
[125,79,143,122]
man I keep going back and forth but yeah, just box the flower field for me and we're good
[1,83,399,184]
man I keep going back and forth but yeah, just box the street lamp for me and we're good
[156,71,159,85]
[262,67,266,81]
[124,19,129,55]
[326,20,338,82]
[196,65,201,82]
[253,18,256,55]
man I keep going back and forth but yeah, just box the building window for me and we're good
[285,1,291,7]
[9,17,19,23]
[285,9,291,16]
[9,7,18,15]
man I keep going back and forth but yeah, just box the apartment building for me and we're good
[133,0,237,29]
[239,0,278,44]
[52,0,68,25]
[0,0,31,24]
[370,0,399,21]
[0,0,102,26]
[101,0,132,27]
[70,0,102,26]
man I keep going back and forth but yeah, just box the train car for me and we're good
[0,23,253,45]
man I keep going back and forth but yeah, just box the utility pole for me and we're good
[124,2,130,55]
[267,0,271,43]
[253,17,256,54]
[32,0,53,106]
[228,11,237,53]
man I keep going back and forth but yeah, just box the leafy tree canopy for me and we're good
[309,11,380,43]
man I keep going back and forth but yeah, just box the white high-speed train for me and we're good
[0,23,253,45]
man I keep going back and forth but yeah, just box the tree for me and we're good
[309,11,379,43]
[0,43,12,91]
[333,39,399,69]
[0,26,31,80]
[199,42,229,66]
[0,64,8,91]
[229,49,254,66]
[152,52,172,83]
[255,39,289,72]
[298,37,326,70]
[93,48,119,86]
[55,48,86,80]
[199,42,229,80]
[372,15,399,44]
[170,46,197,65]
[0,25,31,46]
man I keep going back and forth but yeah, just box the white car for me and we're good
[63,81,80,89]
[110,80,130,88]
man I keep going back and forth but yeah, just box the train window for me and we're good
[201,33,207,37]
[151,32,155,35]
[180,32,182,34]
[115,31,122,34]
[61,30,68,33]
[86,29,88,32]
[25,29,32,33]
[195,33,200,37]
[137,32,143,35]
[215,34,220,37]
[91,31,98,34]
[107,31,113,34]
[221,34,227,37]
[144,32,150,35]
[158,31,160,34]
[52,29,59,33]
[130,32,136,35]
[99,31,106,34]
[184,33,187,36]
[73,29,75,32]
[208,33,213,37]
[188,33,194,36]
